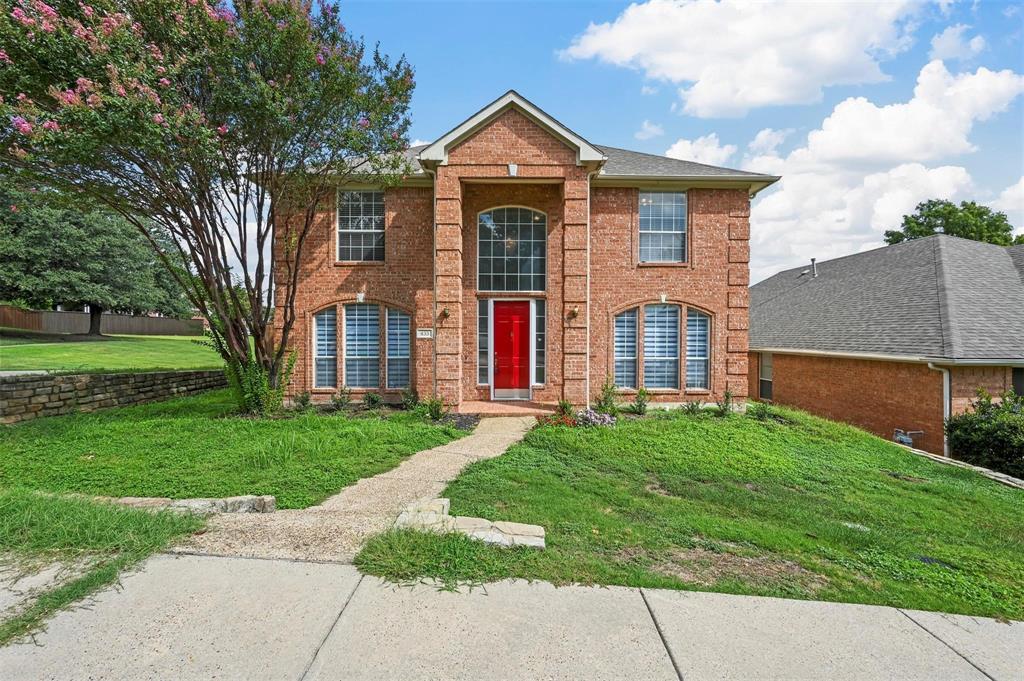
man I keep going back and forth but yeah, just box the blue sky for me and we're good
[343,0,1024,281]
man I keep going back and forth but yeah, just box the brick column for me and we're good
[726,205,751,399]
[561,174,590,404]
[433,169,464,405]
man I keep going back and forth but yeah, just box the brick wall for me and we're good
[590,187,749,404]
[748,352,945,454]
[0,370,226,425]
[950,366,1015,414]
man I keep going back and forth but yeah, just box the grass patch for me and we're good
[0,332,220,371]
[0,487,203,644]
[357,407,1024,619]
[0,389,464,509]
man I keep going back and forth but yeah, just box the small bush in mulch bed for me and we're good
[537,408,616,428]
[946,389,1024,479]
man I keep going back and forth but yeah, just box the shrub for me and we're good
[747,401,771,421]
[539,413,577,427]
[331,387,352,410]
[401,389,419,410]
[226,350,297,416]
[422,397,448,422]
[293,391,312,411]
[681,401,703,416]
[715,390,734,417]
[557,399,575,417]
[946,390,1024,478]
[576,408,616,427]
[363,392,383,408]
[594,376,619,416]
[631,388,649,416]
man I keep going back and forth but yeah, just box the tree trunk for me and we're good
[87,305,104,336]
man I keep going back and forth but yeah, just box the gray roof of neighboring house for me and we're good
[750,235,1024,362]
[399,144,775,181]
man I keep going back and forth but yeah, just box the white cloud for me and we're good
[747,61,1023,282]
[409,138,431,147]
[634,120,664,140]
[746,128,793,157]
[929,24,986,61]
[665,133,737,166]
[992,177,1024,232]
[562,0,923,117]
[640,85,658,95]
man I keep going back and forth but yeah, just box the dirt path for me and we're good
[174,417,535,563]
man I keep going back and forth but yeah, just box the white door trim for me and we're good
[489,298,535,401]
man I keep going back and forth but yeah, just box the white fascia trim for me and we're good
[594,175,779,196]
[750,347,1024,367]
[417,90,606,166]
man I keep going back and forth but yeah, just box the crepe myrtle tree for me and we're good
[0,0,413,412]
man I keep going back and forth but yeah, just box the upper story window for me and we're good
[639,192,686,263]
[338,191,384,262]
[478,207,546,292]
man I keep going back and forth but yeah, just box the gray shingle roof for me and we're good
[750,235,1024,362]
[401,144,776,181]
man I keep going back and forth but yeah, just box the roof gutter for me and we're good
[749,346,1024,367]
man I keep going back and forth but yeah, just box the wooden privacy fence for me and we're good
[0,305,203,336]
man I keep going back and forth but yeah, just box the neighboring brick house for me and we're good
[277,91,778,411]
[749,235,1024,455]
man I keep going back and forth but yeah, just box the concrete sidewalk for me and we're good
[1,553,1020,681]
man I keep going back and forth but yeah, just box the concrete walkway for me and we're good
[176,417,535,563]
[1,553,1019,680]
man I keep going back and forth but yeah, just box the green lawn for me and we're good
[0,389,464,508]
[0,488,203,644]
[0,331,221,371]
[357,407,1024,620]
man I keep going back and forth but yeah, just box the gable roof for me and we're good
[411,91,779,193]
[750,235,1024,363]
[417,90,606,166]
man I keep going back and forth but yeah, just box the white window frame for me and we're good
[343,303,381,389]
[643,303,681,390]
[759,352,773,400]
[385,307,411,390]
[686,309,711,390]
[613,308,638,389]
[638,191,687,264]
[337,190,385,263]
[476,205,548,294]
[312,307,337,389]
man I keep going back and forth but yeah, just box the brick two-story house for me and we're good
[278,91,778,411]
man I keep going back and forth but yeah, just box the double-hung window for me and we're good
[313,308,337,388]
[344,304,380,388]
[338,191,384,262]
[639,192,686,263]
[644,304,680,389]
[386,308,411,389]
[759,352,773,400]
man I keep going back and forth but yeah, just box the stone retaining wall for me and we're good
[0,370,226,425]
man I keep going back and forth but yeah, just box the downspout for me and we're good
[928,362,951,457]
[585,169,599,407]
[425,167,438,399]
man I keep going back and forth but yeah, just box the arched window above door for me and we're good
[478,207,546,292]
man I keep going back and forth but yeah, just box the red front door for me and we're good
[493,301,530,393]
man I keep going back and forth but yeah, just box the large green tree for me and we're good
[0,0,413,411]
[0,187,191,334]
[885,199,1024,246]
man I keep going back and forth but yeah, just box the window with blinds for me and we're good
[344,304,380,388]
[639,192,686,263]
[644,304,680,389]
[313,308,337,388]
[613,308,638,388]
[686,309,710,390]
[386,308,411,389]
